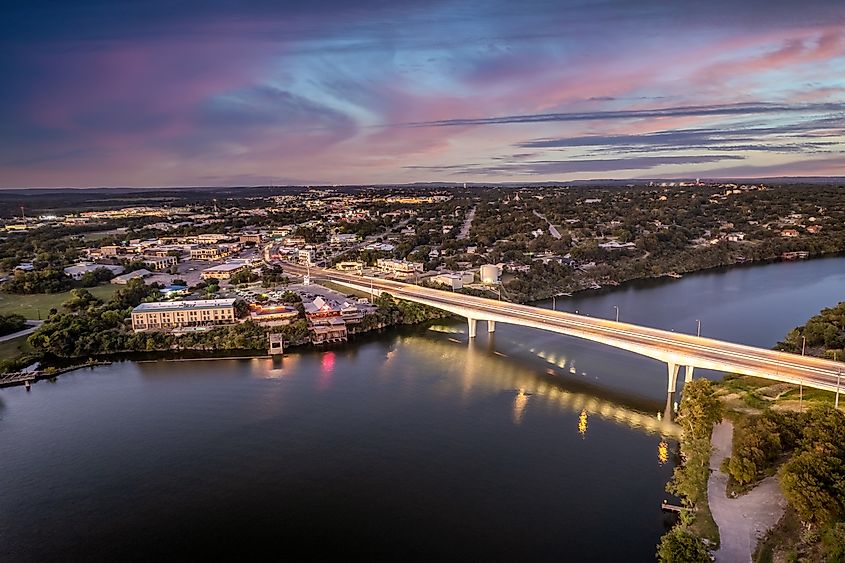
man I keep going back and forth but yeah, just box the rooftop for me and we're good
[133,298,237,313]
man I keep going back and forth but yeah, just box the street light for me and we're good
[835,351,841,409]
[801,335,806,356]
[695,319,701,338]
[552,295,556,311]
[613,305,619,323]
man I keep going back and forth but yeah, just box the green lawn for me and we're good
[0,285,118,319]
[0,334,33,359]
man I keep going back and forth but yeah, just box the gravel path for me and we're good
[708,420,787,563]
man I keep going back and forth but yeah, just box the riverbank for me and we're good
[510,250,845,304]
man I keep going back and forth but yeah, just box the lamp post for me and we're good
[696,319,701,338]
[801,335,806,356]
[552,295,556,311]
[836,351,841,409]
[613,305,619,323]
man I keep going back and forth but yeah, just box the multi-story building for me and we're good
[190,245,230,261]
[142,255,178,270]
[130,298,238,331]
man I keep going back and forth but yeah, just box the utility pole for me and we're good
[696,319,701,337]
[613,305,619,323]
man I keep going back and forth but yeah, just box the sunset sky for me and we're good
[3,0,845,187]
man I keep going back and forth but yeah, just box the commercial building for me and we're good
[330,233,358,245]
[298,248,316,266]
[190,244,237,261]
[131,298,238,331]
[249,304,300,327]
[431,271,474,290]
[142,255,178,270]
[335,261,364,272]
[63,262,125,280]
[111,269,152,284]
[376,258,423,277]
[201,262,249,280]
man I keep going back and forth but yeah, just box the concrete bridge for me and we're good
[289,264,845,400]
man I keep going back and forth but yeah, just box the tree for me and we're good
[656,526,710,563]
[0,313,26,336]
[675,379,722,440]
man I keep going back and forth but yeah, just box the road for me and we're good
[0,321,42,343]
[282,263,845,393]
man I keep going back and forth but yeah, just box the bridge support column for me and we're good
[685,365,695,384]
[467,318,477,339]
[667,363,679,393]
[487,320,496,333]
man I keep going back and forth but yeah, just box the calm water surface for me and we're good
[1,256,843,561]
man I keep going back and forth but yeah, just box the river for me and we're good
[1,256,843,561]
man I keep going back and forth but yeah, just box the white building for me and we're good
[376,258,423,276]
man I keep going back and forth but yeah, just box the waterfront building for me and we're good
[131,298,237,331]
[249,304,300,327]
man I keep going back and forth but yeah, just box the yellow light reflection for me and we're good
[512,389,529,425]
[578,409,588,437]
[658,441,669,466]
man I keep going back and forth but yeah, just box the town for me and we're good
[1,182,844,366]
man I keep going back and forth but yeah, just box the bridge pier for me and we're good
[685,365,695,384]
[488,320,496,333]
[667,362,679,393]
[467,318,477,339]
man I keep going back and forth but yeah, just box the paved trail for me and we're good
[708,420,787,563]
[0,321,42,343]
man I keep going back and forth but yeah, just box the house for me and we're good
[781,229,799,238]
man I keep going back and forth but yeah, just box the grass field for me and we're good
[0,334,33,359]
[0,285,118,319]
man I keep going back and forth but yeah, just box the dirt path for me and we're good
[708,420,787,563]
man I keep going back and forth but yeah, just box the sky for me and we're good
[2,0,845,187]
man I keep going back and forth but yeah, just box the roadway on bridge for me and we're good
[284,263,845,394]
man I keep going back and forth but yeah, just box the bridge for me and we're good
[287,264,845,400]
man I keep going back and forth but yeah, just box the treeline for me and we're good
[3,268,72,294]
[357,292,449,331]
